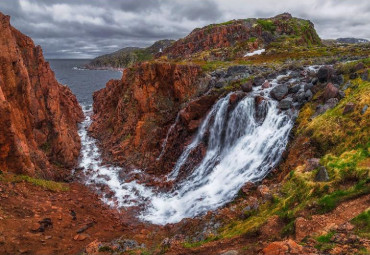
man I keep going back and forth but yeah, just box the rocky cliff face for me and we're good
[90,62,208,173]
[0,13,83,179]
[163,13,321,60]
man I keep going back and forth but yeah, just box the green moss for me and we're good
[317,179,370,213]
[351,209,370,238]
[256,19,276,32]
[98,246,113,252]
[0,174,69,192]
[316,231,335,243]
[183,236,219,248]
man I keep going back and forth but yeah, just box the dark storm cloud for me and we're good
[0,0,369,58]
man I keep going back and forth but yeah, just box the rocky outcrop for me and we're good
[0,13,83,179]
[90,62,209,174]
[164,13,321,60]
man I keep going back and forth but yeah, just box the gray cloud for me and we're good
[0,0,369,58]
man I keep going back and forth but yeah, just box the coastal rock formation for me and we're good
[0,13,83,179]
[164,13,321,60]
[90,62,207,173]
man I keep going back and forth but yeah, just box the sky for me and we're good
[0,0,369,59]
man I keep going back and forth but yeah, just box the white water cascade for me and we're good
[77,73,296,225]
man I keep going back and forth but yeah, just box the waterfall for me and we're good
[78,72,297,225]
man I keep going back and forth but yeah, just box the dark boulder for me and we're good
[304,89,313,100]
[317,66,334,83]
[304,83,313,91]
[314,166,329,182]
[226,65,248,77]
[279,98,293,110]
[241,81,253,92]
[289,84,301,94]
[270,84,288,100]
[360,70,369,81]
[215,78,226,88]
[253,76,265,86]
[343,103,355,115]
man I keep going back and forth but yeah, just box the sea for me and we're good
[48,59,122,107]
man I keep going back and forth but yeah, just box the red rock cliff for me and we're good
[164,13,321,59]
[0,13,83,179]
[90,62,209,173]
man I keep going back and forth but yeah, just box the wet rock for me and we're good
[288,84,301,94]
[317,66,334,83]
[314,166,329,182]
[279,98,293,110]
[304,83,313,91]
[293,91,305,103]
[215,78,227,88]
[211,69,226,78]
[332,74,344,86]
[262,81,270,89]
[255,96,265,106]
[343,103,355,115]
[253,76,265,86]
[241,81,253,92]
[241,181,256,194]
[304,89,313,100]
[361,105,368,115]
[270,84,288,100]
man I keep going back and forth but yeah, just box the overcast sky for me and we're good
[1,0,369,59]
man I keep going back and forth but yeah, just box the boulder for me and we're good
[360,70,369,81]
[288,84,301,94]
[257,185,272,200]
[270,84,288,100]
[241,81,253,92]
[314,166,329,182]
[361,105,368,115]
[215,78,226,88]
[322,83,339,101]
[304,89,313,100]
[317,66,335,83]
[262,239,308,255]
[253,76,265,86]
[314,98,338,116]
[262,81,270,89]
[226,65,248,77]
[343,102,355,114]
[279,98,293,110]
[304,83,313,91]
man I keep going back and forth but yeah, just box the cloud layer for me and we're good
[1,0,369,58]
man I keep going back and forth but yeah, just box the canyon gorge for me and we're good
[0,10,369,255]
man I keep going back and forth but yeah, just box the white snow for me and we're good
[244,48,265,57]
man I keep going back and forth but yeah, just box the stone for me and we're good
[279,98,293,110]
[241,181,255,194]
[361,70,369,81]
[305,158,320,172]
[322,83,339,101]
[253,76,265,86]
[317,66,334,83]
[262,81,270,89]
[343,103,355,114]
[226,65,248,77]
[314,166,329,182]
[288,84,301,94]
[262,239,306,255]
[349,73,358,80]
[361,105,368,115]
[241,81,253,92]
[257,185,272,200]
[73,234,89,241]
[220,250,238,255]
[342,81,352,90]
[215,78,226,88]
[304,83,313,91]
[304,89,313,100]
[270,84,288,100]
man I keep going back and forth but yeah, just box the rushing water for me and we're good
[50,60,298,225]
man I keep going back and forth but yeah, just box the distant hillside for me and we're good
[163,13,322,60]
[336,38,369,44]
[86,39,174,69]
